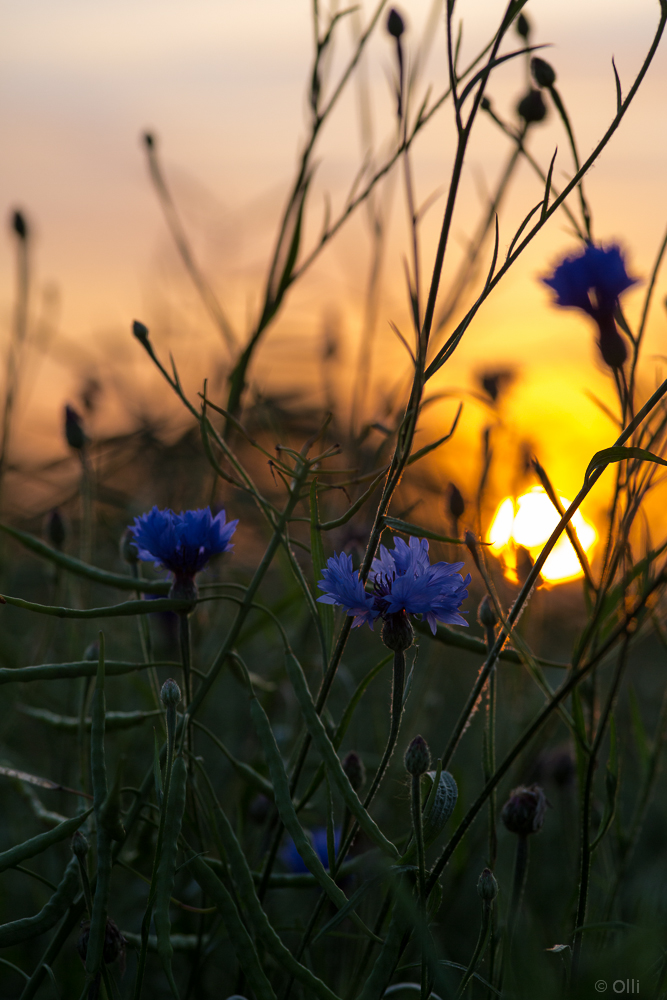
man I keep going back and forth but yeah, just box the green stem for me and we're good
[410,773,427,1000]
[456,901,493,998]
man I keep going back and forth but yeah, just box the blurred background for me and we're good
[1,0,666,549]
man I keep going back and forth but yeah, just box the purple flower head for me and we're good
[543,244,637,368]
[130,506,238,588]
[317,535,470,637]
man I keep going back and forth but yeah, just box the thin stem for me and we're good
[455,901,493,998]
[410,773,427,1000]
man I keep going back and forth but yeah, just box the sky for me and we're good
[1,0,666,526]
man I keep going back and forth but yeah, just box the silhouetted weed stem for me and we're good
[571,634,630,985]
[0,210,29,510]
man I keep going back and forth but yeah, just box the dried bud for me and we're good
[71,830,89,860]
[381,610,414,652]
[84,641,99,662]
[405,735,431,777]
[342,751,366,793]
[11,210,28,240]
[46,509,66,550]
[119,528,138,565]
[501,784,547,837]
[64,405,85,450]
[386,8,405,38]
[161,678,182,708]
[477,867,498,903]
[132,320,150,346]
[531,57,556,89]
[517,89,547,125]
[77,917,127,974]
[477,595,497,629]
[516,12,530,39]
[448,483,465,521]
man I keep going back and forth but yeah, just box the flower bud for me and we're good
[387,8,405,38]
[342,751,366,793]
[161,678,182,708]
[477,867,498,903]
[84,641,99,662]
[405,735,431,777]
[64,405,85,450]
[501,784,547,836]
[531,57,556,89]
[71,830,89,860]
[517,89,547,124]
[516,12,530,39]
[11,210,28,240]
[132,320,150,346]
[77,917,127,973]
[448,483,465,522]
[381,610,414,652]
[143,132,155,150]
[119,528,138,565]
[477,595,497,629]
[46,508,66,550]
[480,96,492,113]
[597,319,628,369]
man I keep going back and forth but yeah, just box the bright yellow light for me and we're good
[487,486,597,584]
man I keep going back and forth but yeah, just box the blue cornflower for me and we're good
[543,243,637,368]
[281,828,340,874]
[130,506,238,598]
[317,536,470,648]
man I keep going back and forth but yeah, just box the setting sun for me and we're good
[488,486,597,584]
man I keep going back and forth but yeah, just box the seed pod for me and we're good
[422,769,458,846]
[154,753,188,993]
[405,735,431,777]
[501,784,547,836]
[0,856,79,946]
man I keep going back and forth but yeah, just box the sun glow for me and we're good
[487,487,597,584]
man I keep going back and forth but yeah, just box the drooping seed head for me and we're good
[405,735,431,777]
[501,784,548,836]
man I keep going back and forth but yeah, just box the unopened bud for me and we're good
[46,509,66,550]
[11,210,28,240]
[381,610,414,652]
[516,12,530,39]
[84,641,99,662]
[64,405,85,450]
[120,528,138,565]
[477,867,498,903]
[501,784,547,837]
[448,483,465,521]
[71,830,89,860]
[480,96,492,113]
[531,57,556,88]
[160,678,181,708]
[477,595,497,629]
[132,320,150,346]
[517,89,547,124]
[387,8,405,38]
[405,735,431,777]
[142,132,155,149]
[342,751,366,793]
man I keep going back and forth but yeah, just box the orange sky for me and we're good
[1,0,667,527]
